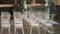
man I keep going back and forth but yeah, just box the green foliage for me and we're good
[46,0,53,9]
[19,0,25,12]
[27,6,32,11]
[39,0,53,13]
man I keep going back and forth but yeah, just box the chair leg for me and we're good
[26,22,27,28]
[1,27,3,34]
[14,27,16,34]
[14,28,15,34]
[22,27,24,34]
[8,27,10,34]
[28,24,30,32]
[30,26,32,34]
[52,27,54,34]
[38,26,40,34]
[44,28,46,34]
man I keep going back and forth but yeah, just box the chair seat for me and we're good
[1,19,10,28]
[29,20,39,27]
[40,20,46,23]
[29,20,36,23]
[2,25,10,28]
[45,23,52,27]
[15,24,23,27]
[41,22,52,27]
[31,23,39,27]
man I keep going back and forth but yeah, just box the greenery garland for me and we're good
[45,0,53,10]
[39,0,53,12]
[19,0,53,13]
[19,0,25,12]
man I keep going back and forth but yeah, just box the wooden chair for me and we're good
[1,12,10,34]
[29,12,40,34]
[14,11,24,34]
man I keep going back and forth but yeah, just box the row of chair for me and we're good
[0,11,56,34]
[23,11,55,34]
[1,11,24,34]
[1,11,41,34]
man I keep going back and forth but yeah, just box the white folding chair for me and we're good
[29,12,40,34]
[14,11,24,34]
[1,12,10,34]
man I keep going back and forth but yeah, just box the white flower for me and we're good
[45,3,49,7]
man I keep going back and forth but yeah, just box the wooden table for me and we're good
[0,4,14,8]
[27,4,44,6]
